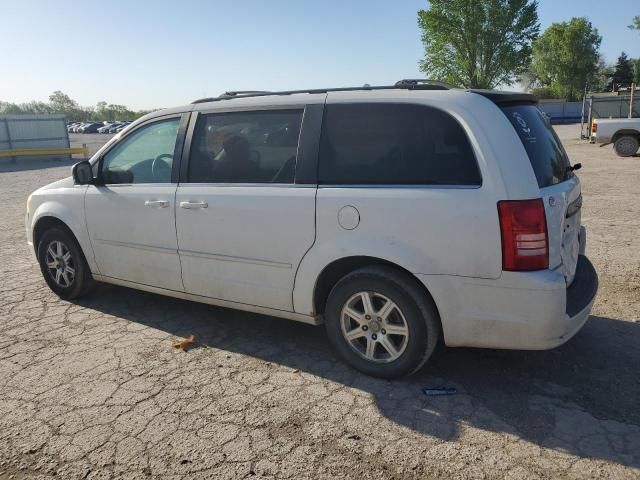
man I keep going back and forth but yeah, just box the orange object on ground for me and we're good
[173,335,195,350]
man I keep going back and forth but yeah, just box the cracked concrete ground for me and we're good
[1,125,639,479]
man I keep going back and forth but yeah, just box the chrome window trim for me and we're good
[176,182,316,188]
[316,184,482,190]
[195,103,308,115]
[98,183,176,188]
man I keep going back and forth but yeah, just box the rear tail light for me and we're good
[498,199,548,271]
[591,120,597,133]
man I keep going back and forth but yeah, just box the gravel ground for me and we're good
[0,124,638,479]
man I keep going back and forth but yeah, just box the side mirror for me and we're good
[72,160,94,185]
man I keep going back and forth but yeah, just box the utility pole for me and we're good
[580,85,587,139]
[630,83,636,119]
[587,95,594,142]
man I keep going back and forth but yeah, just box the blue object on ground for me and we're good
[423,387,457,396]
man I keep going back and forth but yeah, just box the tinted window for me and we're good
[188,110,303,183]
[318,103,481,185]
[102,118,180,184]
[501,105,572,187]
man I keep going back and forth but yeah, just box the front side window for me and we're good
[318,103,481,185]
[101,118,180,184]
[188,110,303,183]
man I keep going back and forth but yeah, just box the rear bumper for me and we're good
[543,255,598,348]
[566,255,598,317]
[417,255,598,350]
[593,134,612,144]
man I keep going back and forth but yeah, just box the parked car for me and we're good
[591,117,640,157]
[25,81,598,378]
[78,122,103,134]
[98,123,118,134]
[71,123,89,133]
[115,122,130,133]
[106,123,122,133]
[67,122,81,133]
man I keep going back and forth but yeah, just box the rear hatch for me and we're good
[501,104,582,285]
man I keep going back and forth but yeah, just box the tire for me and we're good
[324,266,440,379]
[613,135,639,157]
[37,227,95,300]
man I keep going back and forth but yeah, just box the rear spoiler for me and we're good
[469,89,538,106]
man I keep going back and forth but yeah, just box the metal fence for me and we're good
[536,95,639,138]
[0,114,70,163]
[537,100,586,124]
[589,95,639,120]
[584,95,639,137]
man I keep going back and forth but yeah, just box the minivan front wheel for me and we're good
[37,228,94,299]
[325,266,440,378]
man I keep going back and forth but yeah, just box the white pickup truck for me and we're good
[591,118,640,157]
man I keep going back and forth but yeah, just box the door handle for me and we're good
[144,200,169,208]
[180,201,208,209]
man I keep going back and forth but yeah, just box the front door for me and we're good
[176,108,317,311]
[85,115,186,291]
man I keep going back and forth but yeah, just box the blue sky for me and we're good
[1,0,638,110]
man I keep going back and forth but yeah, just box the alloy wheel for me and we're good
[340,291,409,363]
[44,240,75,288]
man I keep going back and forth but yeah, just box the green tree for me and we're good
[48,91,78,113]
[629,16,640,30]
[531,17,601,101]
[22,101,52,114]
[95,101,111,121]
[2,91,154,121]
[417,0,539,88]
[0,101,23,114]
[611,52,635,88]
[529,86,559,99]
[592,56,614,92]
[634,59,640,84]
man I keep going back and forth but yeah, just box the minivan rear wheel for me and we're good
[324,266,440,378]
[613,135,639,157]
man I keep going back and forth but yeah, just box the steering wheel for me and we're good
[152,154,173,181]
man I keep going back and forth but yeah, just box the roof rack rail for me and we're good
[394,79,454,90]
[219,90,272,98]
[190,80,452,104]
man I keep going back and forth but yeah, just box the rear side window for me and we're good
[318,103,481,185]
[501,105,572,187]
[188,110,302,183]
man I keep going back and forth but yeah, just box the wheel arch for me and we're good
[612,129,640,142]
[312,256,441,325]
[33,216,91,270]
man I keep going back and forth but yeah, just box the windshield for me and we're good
[501,104,572,188]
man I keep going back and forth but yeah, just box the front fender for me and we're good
[29,186,99,274]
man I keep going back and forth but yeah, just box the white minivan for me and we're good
[26,81,598,378]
